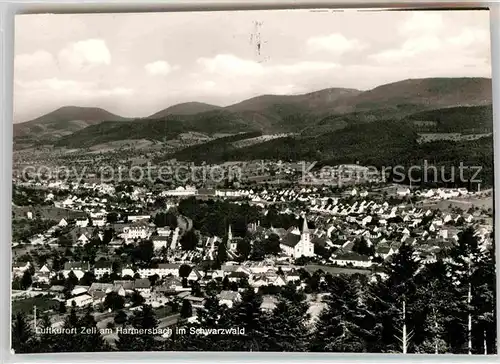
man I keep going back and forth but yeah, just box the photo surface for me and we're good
[11,9,496,354]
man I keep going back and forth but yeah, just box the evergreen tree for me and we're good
[35,313,57,353]
[180,230,199,251]
[116,305,160,351]
[52,308,82,352]
[64,271,79,297]
[236,238,252,261]
[20,271,33,290]
[310,275,377,352]
[222,275,230,290]
[180,299,193,319]
[58,301,67,314]
[445,227,482,354]
[470,237,496,354]
[264,283,310,351]
[228,288,266,350]
[78,306,108,351]
[103,291,125,311]
[215,241,228,268]
[11,312,34,353]
[179,264,192,278]
[365,243,419,353]
[413,260,454,353]
[114,310,128,326]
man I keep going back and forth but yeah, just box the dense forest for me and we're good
[159,119,494,188]
[407,105,493,133]
[54,110,257,148]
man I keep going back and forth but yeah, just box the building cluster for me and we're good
[11,169,493,337]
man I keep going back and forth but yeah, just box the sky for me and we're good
[14,9,491,122]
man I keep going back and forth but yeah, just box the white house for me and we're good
[331,252,372,268]
[77,234,89,245]
[34,264,52,283]
[94,260,113,279]
[137,263,181,278]
[58,218,68,227]
[123,223,150,241]
[63,262,90,280]
[66,294,93,307]
[152,236,169,251]
[128,215,151,222]
[217,290,241,308]
[157,227,171,237]
[121,267,135,278]
[76,218,89,228]
[164,186,197,197]
[187,268,203,281]
[397,188,411,197]
[92,217,106,227]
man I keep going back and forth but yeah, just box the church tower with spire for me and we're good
[299,216,314,257]
[226,224,237,251]
[301,217,310,244]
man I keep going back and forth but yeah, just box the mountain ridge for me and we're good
[15,77,493,149]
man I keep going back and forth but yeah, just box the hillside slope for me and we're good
[54,110,257,148]
[148,102,222,118]
[14,106,128,137]
[16,77,493,149]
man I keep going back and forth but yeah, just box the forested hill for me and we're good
[15,77,492,150]
[163,119,494,187]
[54,110,258,148]
[406,105,493,133]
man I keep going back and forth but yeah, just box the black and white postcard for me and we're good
[11,8,496,354]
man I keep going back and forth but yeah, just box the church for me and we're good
[226,225,238,252]
[280,217,315,259]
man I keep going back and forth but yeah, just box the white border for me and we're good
[0,1,499,363]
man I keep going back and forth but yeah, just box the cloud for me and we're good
[145,61,173,75]
[370,35,441,63]
[307,33,366,55]
[370,24,490,65]
[93,87,134,97]
[15,50,55,70]
[197,54,338,77]
[275,61,339,74]
[447,27,489,47]
[15,78,133,97]
[15,78,94,92]
[401,12,443,35]
[197,54,264,75]
[268,84,307,95]
[58,39,111,70]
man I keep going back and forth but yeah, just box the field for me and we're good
[423,194,493,212]
[231,133,294,148]
[417,132,492,144]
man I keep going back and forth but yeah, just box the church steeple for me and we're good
[227,224,234,251]
[301,217,310,244]
[302,217,309,234]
